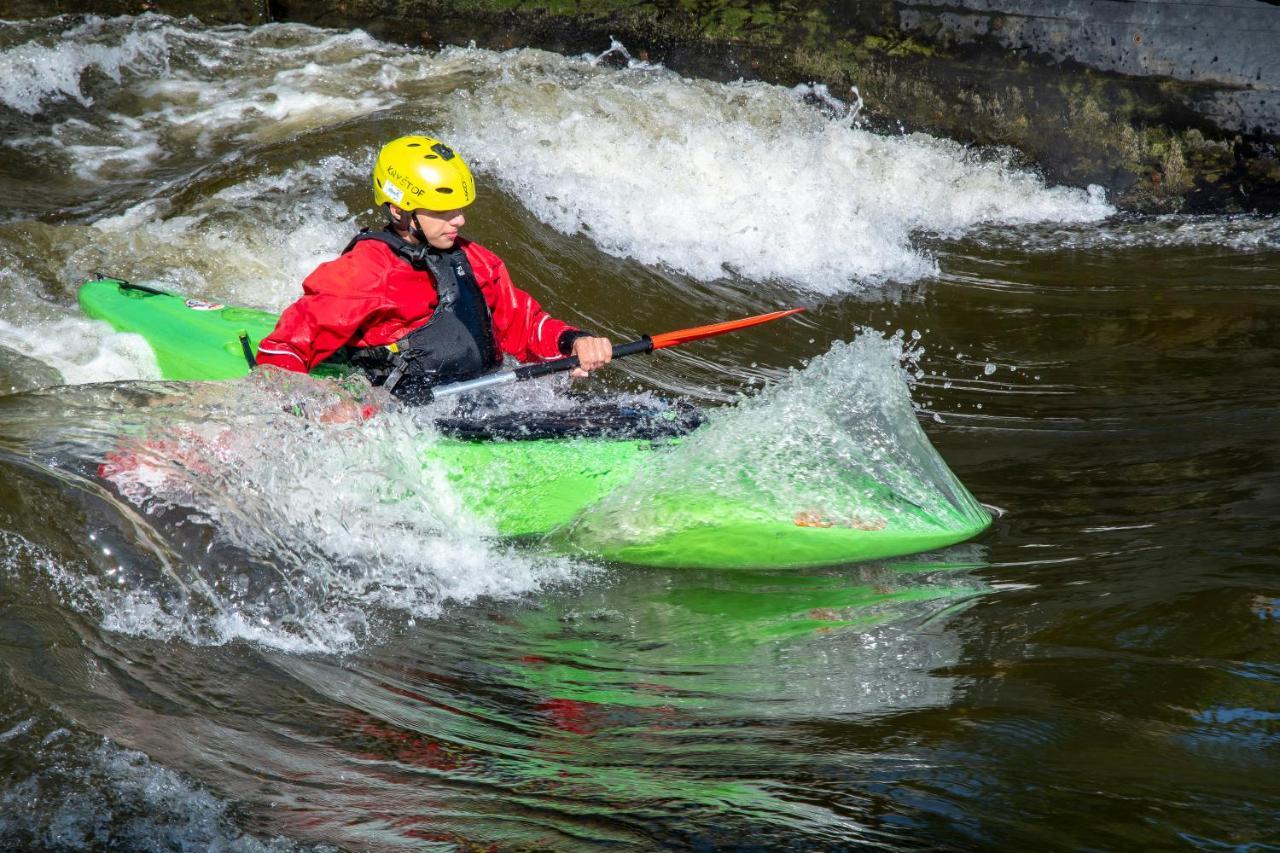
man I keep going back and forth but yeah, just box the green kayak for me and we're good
[79,277,991,569]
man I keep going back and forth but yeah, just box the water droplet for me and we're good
[983,363,996,375]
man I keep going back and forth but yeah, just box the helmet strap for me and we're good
[388,205,428,244]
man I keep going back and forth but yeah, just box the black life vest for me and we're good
[333,228,502,400]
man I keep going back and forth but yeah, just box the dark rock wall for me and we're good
[4,0,1278,212]
[881,0,1280,210]
[895,0,1280,179]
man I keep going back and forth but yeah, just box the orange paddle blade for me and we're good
[649,308,805,350]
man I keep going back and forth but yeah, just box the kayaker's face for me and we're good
[411,208,466,249]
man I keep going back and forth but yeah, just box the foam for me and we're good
[0,16,172,114]
[438,46,1115,291]
[0,317,160,385]
[82,155,365,310]
[965,212,1280,254]
[3,15,1116,312]
[16,377,589,652]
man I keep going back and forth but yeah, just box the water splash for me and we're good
[562,330,989,561]
[442,45,1113,291]
[0,375,588,652]
[0,317,159,385]
[0,326,983,647]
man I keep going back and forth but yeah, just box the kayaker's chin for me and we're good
[410,208,467,250]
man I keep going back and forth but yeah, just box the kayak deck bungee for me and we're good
[79,277,991,568]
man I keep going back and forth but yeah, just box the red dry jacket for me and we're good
[256,237,576,373]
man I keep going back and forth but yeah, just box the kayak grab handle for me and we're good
[117,280,172,296]
[237,330,257,369]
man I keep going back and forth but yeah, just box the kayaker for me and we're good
[254,135,612,401]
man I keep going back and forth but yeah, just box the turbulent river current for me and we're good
[0,13,1277,851]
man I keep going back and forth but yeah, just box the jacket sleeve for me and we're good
[255,254,384,372]
[464,242,577,363]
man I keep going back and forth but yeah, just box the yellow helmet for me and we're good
[372,135,475,212]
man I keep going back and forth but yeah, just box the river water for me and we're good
[0,13,1276,850]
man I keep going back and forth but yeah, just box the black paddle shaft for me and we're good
[513,336,654,381]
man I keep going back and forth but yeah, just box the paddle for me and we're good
[427,307,805,400]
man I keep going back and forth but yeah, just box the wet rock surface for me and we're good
[6,0,1279,211]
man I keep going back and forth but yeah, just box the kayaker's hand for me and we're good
[570,336,612,378]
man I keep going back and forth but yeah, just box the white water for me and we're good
[3,327,967,655]
[9,324,974,658]
[0,13,1097,651]
[0,14,1117,341]
[0,318,158,385]
[445,47,1112,292]
[967,212,1280,254]
[83,154,365,305]
[7,376,589,653]
[0,16,173,114]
